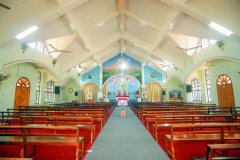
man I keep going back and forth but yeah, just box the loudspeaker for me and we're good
[74,91,78,96]
[162,90,166,95]
[186,85,192,92]
[55,86,60,94]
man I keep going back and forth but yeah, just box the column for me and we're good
[39,72,47,104]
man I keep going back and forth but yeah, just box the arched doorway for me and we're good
[82,82,99,103]
[145,82,162,102]
[216,74,235,108]
[14,77,31,108]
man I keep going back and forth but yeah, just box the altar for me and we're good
[116,96,129,107]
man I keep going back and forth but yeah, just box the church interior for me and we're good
[0,0,240,160]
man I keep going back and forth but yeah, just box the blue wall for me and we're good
[144,66,163,84]
[102,54,142,84]
[82,66,100,85]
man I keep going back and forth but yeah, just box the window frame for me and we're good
[45,80,54,103]
[191,78,202,101]
[35,72,41,104]
[204,69,212,102]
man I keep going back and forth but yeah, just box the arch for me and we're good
[165,75,183,85]
[184,57,240,83]
[216,74,235,108]
[2,59,61,82]
[102,73,141,87]
[145,81,162,102]
[82,82,99,103]
[102,74,141,101]
[14,77,31,108]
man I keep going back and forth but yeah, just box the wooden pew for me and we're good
[20,115,96,143]
[52,110,108,124]
[206,144,240,160]
[0,111,49,126]
[0,125,84,160]
[143,110,208,127]
[62,108,111,118]
[139,107,232,122]
[0,158,32,160]
[153,114,234,142]
[165,123,240,160]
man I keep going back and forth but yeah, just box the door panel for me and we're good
[14,77,31,109]
[216,75,235,109]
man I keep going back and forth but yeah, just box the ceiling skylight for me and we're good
[169,32,217,56]
[209,22,233,36]
[16,26,38,40]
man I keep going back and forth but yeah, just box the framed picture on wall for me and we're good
[68,88,73,93]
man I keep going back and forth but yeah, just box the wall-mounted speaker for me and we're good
[55,86,60,94]
[186,85,192,92]
[162,90,166,95]
[74,91,78,96]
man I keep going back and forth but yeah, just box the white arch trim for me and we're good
[102,73,141,87]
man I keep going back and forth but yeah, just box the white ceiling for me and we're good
[1,0,239,73]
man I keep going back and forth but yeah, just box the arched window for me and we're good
[17,77,31,87]
[191,78,201,101]
[45,80,54,103]
[216,74,232,85]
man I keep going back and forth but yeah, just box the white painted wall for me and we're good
[0,63,38,111]
[208,59,240,106]
[164,78,184,101]
[62,79,79,103]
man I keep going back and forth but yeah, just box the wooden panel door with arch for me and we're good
[216,74,235,109]
[14,77,31,109]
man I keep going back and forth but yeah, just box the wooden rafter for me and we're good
[116,0,125,11]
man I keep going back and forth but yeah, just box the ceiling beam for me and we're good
[151,11,181,51]
[92,32,121,53]
[98,48,119,64]
[124,33,164,62]
[51,0,62,6]
[1,0,90,47]
[83,11,120,33]
[66,33,121,69]
[158,0,240,38]
[125,11,163,32]
[123,32,152,50]
[116,0,125,11]
[64,12,92,51]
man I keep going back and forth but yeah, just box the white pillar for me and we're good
[141,64,145,85]
[40,72,47,105]
[99,64,103,86]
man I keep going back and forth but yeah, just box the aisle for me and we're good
[84,106,169,160]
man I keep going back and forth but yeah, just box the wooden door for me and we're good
[216,74,235,108]
[14,77,31,109]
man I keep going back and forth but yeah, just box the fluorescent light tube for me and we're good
[209,22,233,36]
[16,26,38,40]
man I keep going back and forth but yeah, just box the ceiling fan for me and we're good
[76,64,86,70]
[176,46,201,51]
[0,3,11,10]
[48,44,71,53]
